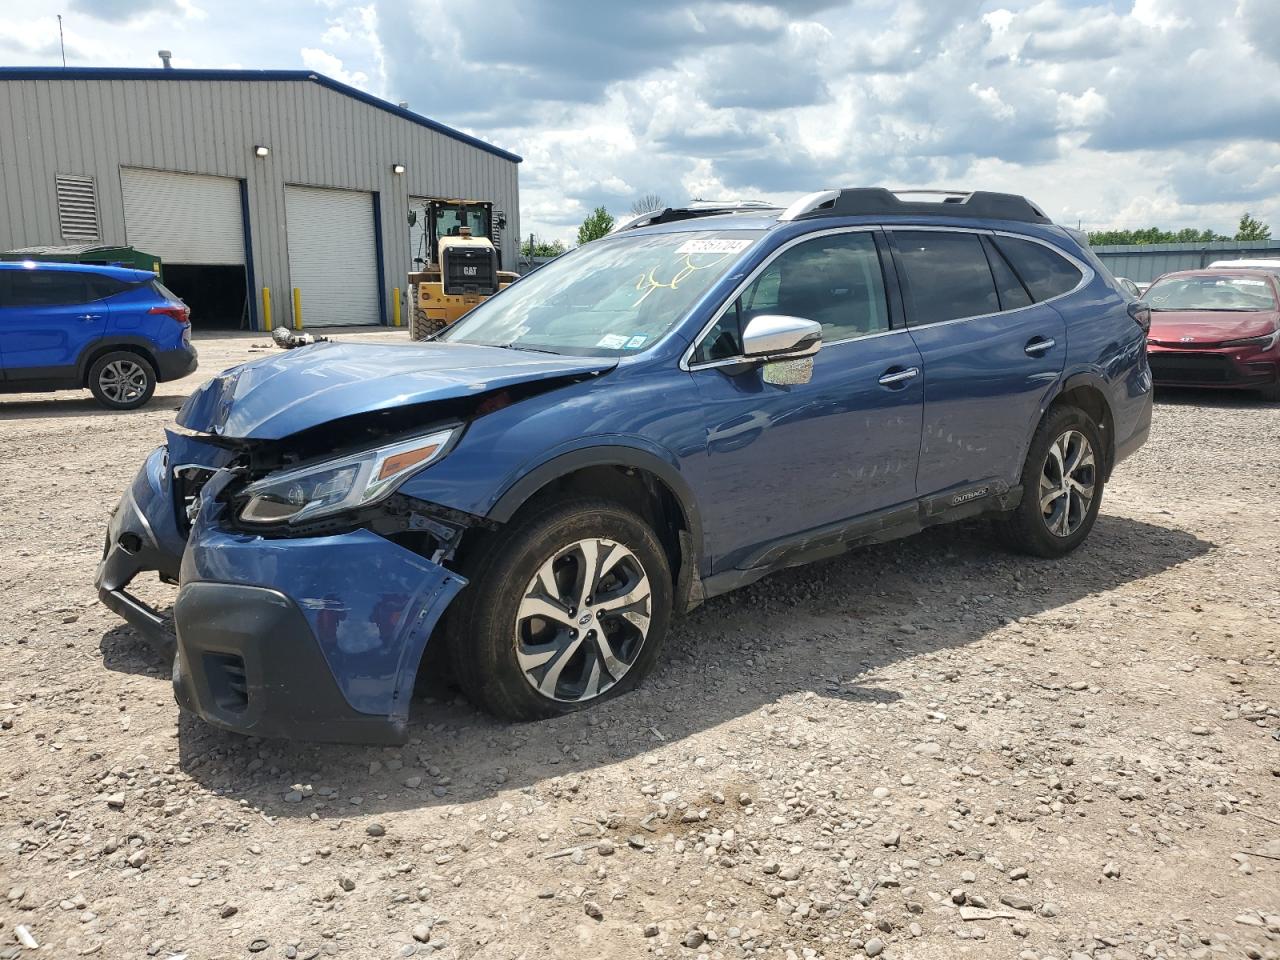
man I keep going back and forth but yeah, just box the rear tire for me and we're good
[444,498,672,721]
[88,351,156,410]
[996,404,1105,558]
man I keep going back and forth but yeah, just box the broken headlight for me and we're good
[238,428,457,525]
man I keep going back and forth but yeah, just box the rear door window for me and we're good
[5,271,91,307]
[992,236,1083,302]
[892,231,999,325]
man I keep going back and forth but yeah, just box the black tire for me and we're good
[88,351,156,410]
[1257,383,1280,403]
[409,302,446,341]
[996,404,1105,558]
[444,498,672,721]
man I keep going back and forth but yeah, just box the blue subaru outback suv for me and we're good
[0,260,197,408]
[97,189,1152,743]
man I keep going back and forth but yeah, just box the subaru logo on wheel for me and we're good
[578,612,593,626]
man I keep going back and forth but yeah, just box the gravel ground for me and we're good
[1,330,1278,960]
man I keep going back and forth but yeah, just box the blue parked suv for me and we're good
[97,189,1152,742]
[0,261,197,409]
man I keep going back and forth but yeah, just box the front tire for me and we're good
[997,404,1104,558]
[88,351,156,410]
[445,498,673,721]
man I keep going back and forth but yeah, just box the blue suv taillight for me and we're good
[1128,301,1152,333]
[150,304,190,325]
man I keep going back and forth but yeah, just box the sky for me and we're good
[5,0,1280,245]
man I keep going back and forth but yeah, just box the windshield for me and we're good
[438,229,763,356]
[1145,275,1278,312]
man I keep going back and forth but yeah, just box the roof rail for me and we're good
[611,200,781,234]
[779,188,1051,224]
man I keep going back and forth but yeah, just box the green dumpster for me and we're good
[0,242,162,277]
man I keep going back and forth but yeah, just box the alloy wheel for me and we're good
[1040,429,1096,538]
[515,537,652,703]
[98,359,149,404]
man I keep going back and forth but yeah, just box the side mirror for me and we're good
[739,315,822,386]
[741,314,822,359]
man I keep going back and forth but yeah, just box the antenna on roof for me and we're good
[158,49,173,70]
[57,15,66,68]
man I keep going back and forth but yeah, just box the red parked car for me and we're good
[1144,268,1280,401]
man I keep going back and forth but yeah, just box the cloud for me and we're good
[300,48,369,89]
[5,0,1280,243]
[68,0,182,23]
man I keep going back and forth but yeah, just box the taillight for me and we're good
[1127,300,1151,333]
[150,304,190,325]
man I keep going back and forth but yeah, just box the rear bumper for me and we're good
[155,344,198,382]
[1147,349,1278,390]
[1113,382,1152,469]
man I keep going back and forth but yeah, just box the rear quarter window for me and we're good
[992,236,1083,302]
[86,275,132,300]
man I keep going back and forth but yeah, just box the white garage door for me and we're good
[121,168,245,265]
[285,185,380,327]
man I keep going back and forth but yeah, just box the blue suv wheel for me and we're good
[444,498,674,720]
[88,350,157,409]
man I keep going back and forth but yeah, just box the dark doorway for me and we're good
[162,264,248,330]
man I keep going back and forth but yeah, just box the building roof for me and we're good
[0,66,521,164]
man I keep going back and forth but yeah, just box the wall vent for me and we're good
[56,174,100,241]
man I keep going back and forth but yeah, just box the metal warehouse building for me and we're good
[0,66,521,329]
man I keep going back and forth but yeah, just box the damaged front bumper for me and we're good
[96,442,468,745]
[96,445,188,656]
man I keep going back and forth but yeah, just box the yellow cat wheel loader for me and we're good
[407,199,520,340]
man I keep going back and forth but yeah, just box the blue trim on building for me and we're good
[371,191,388,326]
[238,178,259,331]
[0,66,522,164]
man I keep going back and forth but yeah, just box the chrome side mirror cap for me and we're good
[741,314,822,359]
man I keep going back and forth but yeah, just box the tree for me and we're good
[630,193,665,216]
[577,206,615,246]
[520,237,566,258]
[1086,226,1228,246]
[1235,212,1272,241]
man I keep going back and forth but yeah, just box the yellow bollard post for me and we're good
[261,287,272,331]
[292,287,302,331]
[392,286,401,327]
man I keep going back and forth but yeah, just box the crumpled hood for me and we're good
[177,340,616,439]
[1148,310,1279,346]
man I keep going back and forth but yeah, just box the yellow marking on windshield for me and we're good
[632,252,733,307]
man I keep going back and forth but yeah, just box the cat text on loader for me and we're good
[407,199,518,340]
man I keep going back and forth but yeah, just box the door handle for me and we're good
[1025,337,1056,356]
[878,366,919,387]
[77,313,102,321]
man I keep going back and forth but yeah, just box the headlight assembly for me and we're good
[238,428,456,525]
[1220,329,1279,350]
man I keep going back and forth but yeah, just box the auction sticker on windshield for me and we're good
[676,238,755,255]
